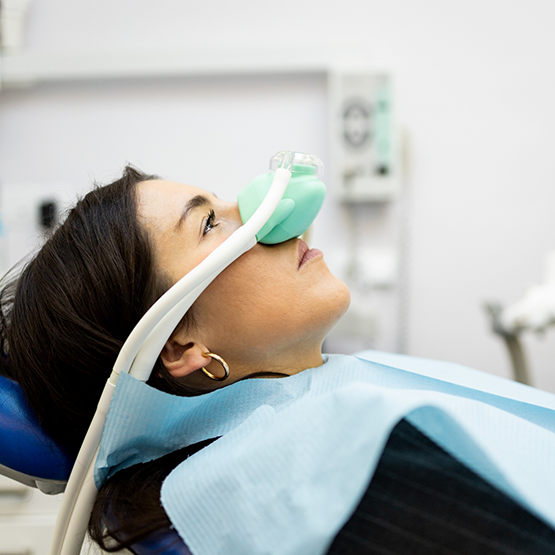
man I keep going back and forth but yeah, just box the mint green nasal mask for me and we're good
[237,151,327,244]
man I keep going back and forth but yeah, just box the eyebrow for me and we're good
[175,194,212,230]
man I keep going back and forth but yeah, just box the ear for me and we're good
[160,339,209,378]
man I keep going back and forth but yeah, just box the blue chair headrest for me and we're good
[0,374,74,494]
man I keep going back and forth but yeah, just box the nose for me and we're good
[221,200,243,233]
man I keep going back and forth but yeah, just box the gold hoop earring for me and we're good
[201,352,230,381]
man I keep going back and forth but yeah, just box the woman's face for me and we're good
[137,179,350,386]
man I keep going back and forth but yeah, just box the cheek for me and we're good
[196,267,288,330]
[193,252,350,349]
[192,253,294,339]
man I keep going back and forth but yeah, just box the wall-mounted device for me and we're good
[0,182,77,275]
[329,70,399,202]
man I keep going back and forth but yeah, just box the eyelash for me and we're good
[203,209,219,235]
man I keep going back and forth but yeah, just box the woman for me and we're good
[1,166,555,555]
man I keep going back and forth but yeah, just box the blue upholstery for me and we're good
[0,374,73,493]
[131,529,192,555]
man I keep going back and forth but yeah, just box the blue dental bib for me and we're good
[95,352,555,555]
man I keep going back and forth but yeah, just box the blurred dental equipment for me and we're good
[485,303,531,386]
[485,249,555,386]
[501,249,555,333]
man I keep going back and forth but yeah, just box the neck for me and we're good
[236,341,325,381]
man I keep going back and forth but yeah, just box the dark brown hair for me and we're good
[0,166,200,551]
[89,438,217,552]
[0,166,166,454]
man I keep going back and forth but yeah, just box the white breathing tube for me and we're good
[49,167,293,555]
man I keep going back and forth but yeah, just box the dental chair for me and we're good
[0,373,72,494]
[0,373,192,555]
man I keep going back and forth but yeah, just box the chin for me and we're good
[334,279,351,320]
[320,277,351,335]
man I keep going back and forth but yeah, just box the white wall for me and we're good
[2,0,555,390]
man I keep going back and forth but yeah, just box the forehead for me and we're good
[136,179,208,225]
[137,180,205,213]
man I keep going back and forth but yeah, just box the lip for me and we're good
[297,239,323,269]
